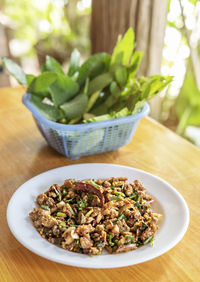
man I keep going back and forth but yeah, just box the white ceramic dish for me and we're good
[7,163,189,268]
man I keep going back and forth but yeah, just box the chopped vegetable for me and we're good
[30,177,161,256]
[85,208,94,217]
[62,188,67,196]
[66,203,75,215]
[118,214,127,221]
[129,192,138,199]
[107,234,115,246]
[65,198,73,202]
[60,221,66,227]
[77,199,87,211]
[52,185,62,201]
[56,212,66,218]
[76,182,105,207]
[124,235,135,244]
[41,205,50,210]
[97,241,104,247]
[87,180,101,189]
[143,236,154,245]
[114,191,125,198]
[76,239,82,248]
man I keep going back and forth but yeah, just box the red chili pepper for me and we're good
[75,182,105,207]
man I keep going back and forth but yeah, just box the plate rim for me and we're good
[7,163,190,268]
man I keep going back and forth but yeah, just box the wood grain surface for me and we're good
[1,87,200,282]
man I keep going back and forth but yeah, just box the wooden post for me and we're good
[0,23,10,87]
[91,0,167,120]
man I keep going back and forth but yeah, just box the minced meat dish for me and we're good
[29,177,162,255]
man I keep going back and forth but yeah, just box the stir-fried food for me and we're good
[29,177,161,255]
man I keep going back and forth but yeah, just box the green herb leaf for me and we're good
[97,241,104,247]
[60,93,88,120]
[87,180,101,189]
[48,74,79,106]
[30,95,63,121]
[118,214,127,221]
[87,72,113,96]
[111,28,134,66]
[129,192,138,199]
[76,239,82,248]
[128,51,143,78]
[26,74,35,86]
[28,72,57,97]
[42,55,64,74]
[114,66,128,87]
[68,48,81,77]
[62,188,67,196]
[107,234,115,246]
[124,235,135,244]
[86,91,100,112]
[77,53,111,87]
[143,235,154,245]
[60,221,66,228]
[77,199,87,211]
[65,198,73,202]
[114,191,125,198]
[110,81,121,98]
[2,57,27,86]
[66,203,75,215]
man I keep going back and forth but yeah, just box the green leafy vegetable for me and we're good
[77,53,111,86]
[68,48,80,77]
[114,66,128,87]
[31,95,63,121]
[111,27,134,66]
[2,57,27,86]
[26,74,35,86]
[87,72,113,96]
[28,72,57,97]
[42,55,64,74]
[3,28,172,126]
[48,74,79,106]
[60,93,88,120]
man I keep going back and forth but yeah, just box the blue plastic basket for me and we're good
[22,93,150,159]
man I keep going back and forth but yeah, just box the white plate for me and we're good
[7,163,189,268]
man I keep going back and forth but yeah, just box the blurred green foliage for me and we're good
[2,0,91,62]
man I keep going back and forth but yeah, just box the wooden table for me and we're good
[1,87,200,282]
